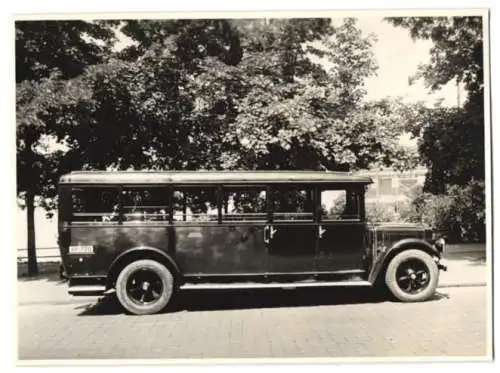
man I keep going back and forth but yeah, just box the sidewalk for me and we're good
[17,244,488,305]
[17,277,95,306]
[438,243,488,288]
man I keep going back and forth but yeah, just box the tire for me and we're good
[384,249,439,302]
[115,259,175,315]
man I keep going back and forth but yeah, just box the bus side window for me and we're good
[172,188,218,223]
[272,188,313,221]
[221,188,267,222]
[71,187,120,223]
[121,188,169,222]
[320,189,361,221]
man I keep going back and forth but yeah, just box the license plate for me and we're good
[68,245,94,254]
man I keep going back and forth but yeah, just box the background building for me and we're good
[357,166,427,206]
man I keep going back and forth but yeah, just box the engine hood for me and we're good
[369,222,433,249]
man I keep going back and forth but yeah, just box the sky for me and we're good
[355,17,460,106]
[16,16,461,249]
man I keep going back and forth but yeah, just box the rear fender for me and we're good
[107,246,181,289]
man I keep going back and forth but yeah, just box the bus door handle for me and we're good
[318,225,326,239]
[270,226,277,239]
[264,225,277,244]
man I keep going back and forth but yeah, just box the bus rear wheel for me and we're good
[115,259,175,315]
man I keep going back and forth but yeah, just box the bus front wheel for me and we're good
[115,259,175,315]
[384,249,439,302]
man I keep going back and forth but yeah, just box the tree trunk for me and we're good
[26,190,38,276]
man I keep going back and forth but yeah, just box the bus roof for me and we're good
[59,170,373,185]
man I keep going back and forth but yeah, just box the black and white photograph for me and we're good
[12,4,493,365]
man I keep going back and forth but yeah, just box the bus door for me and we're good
[315,187,366,272]
[266,186,317,273]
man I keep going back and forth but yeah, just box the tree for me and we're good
[387,16,486,241]
[16,21,116,83]
[109,18,417,172]
[71,18,417,173]
[16,20,115,275]
[386,16,485,193]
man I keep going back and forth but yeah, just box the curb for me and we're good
[18,298,99,307]
[437,282,487,289]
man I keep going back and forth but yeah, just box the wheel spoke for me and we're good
[416,270,427,278]
[416,270,429,284]
[416,278,426,284]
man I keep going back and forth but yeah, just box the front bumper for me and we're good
[433,255,448,271]
[437,263,448,271]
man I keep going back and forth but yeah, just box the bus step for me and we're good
[68,285,106,296]
[180,280,372,290]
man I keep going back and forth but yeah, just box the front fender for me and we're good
[368,238,441,284]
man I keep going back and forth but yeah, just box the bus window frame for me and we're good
[316,185,365,223]
[171,184,220,225]
[67,184,171,226]
[220,184,269,224]
[268,183,315,224]
[63,182,367,227]
[68,185,123,226]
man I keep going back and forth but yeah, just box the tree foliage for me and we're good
[51,18,416,174]
[17,20,117,198]
[387,16,485,193]
[388,17,483,93]
[16,20,116,83]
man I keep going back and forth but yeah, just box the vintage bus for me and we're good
[58,171,447,315]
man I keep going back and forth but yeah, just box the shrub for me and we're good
[366,202,402,224]
[401,180,485,242]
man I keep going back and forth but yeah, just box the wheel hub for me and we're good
[126,270,163,306]
[395,258,432,295]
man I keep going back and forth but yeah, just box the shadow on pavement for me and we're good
[76,287,451,316]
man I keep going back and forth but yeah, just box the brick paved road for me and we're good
[18,286,490,360]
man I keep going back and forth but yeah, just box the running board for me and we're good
[68,285,106,296]
[180,280,372,290]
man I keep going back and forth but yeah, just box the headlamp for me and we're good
[434,237,446,253]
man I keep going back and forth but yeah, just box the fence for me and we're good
[17,247,61,263]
